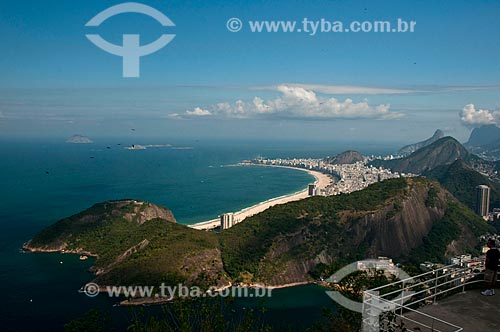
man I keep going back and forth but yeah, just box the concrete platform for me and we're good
[403,289,500,331]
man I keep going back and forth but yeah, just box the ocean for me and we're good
[0,138,398,331]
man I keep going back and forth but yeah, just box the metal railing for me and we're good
[362,263,493,332]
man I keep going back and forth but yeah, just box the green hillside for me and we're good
[25,179,494,291]
[220,177,492,284]
[425,159,500,212]
[24,200,229,289]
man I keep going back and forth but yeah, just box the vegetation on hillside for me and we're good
[26,200,228,289]
[220,178,409,280]
[26,177,494,290]
[408,201,491,263]
[425,159,500,211]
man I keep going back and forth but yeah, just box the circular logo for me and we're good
[324,260,414,313]
[83,282,100,297]
[226,18,243,32]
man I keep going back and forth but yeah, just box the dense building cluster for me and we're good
[251,157,413,195]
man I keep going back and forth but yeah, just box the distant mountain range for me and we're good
[398,129,444,157]
[325,150,364,165]
[465,125,500,160]
[385,133,500,216]
[372,136,476,174]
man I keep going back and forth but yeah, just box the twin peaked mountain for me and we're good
[23,134,496,302]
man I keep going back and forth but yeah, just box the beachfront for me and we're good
[190,166,333,230]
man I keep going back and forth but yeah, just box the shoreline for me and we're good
[244,280,314,290]
[115,281,319,306]
[189,164,333,230]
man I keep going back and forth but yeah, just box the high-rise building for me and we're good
[308,184,316,196]
[476,185,490,219]
[220,213,235,229]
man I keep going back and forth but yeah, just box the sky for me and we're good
[0,0,499,145]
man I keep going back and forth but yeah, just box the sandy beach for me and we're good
[190,165,332,230]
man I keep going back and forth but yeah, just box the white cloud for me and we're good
[274,84,414,95]
[252,83,500,95]
[182,85,403,120]
[186,107,212,116]
[459,104,500,127]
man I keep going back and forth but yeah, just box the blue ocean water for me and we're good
[0,138,397,331]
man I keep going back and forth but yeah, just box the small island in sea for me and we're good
[66,134,93,144]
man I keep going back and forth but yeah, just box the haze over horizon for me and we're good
[1,0,499,143]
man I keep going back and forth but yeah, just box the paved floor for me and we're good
[403,289,500,331]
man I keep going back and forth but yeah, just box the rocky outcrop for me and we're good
[326,150,364,165]
[351,184,446,257]
[24,199,231,300]
[23,199,176,252]
[465,125,500,161]
[92,239,150,275]
[118,200,176,224]
[238,178,488,286]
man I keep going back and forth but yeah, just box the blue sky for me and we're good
[0,0,499,145]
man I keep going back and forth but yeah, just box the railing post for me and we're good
[362,290,380,332]
[461,269,466,293]
[433,271,439,304]
[400,280,405,316]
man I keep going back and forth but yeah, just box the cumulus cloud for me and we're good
[271,84,415,95]
[252,83,500,95]
[459,104,500,127]
[186,107,212,116]
[182,85,403,120]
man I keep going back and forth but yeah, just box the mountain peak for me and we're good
[23,199,177,252]
[466,124,500,146]
[326,150,364,165]
[464,125,500,160]
[433,129,444,137]
[373,136,472,174]
[398,129,445,157]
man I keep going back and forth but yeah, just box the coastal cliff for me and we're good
[220,178,492,285]
[24,179,493,300]
[23,199,176,253]
[24,199,232,291]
